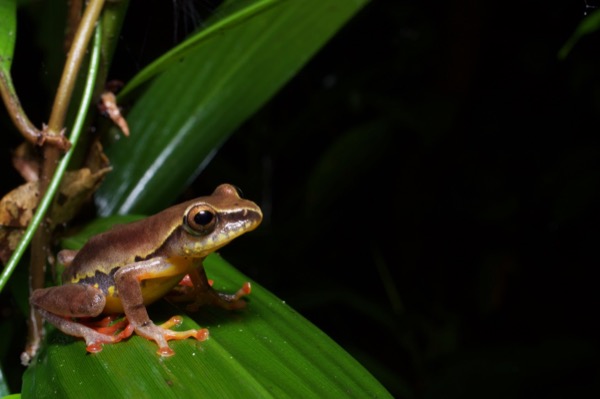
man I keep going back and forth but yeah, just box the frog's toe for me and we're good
[160,318,209,342]
[135,319,209,356]
[86,342,104,353]
[82,329,125,353]
[215,281,252,310]
[157,347,175,357]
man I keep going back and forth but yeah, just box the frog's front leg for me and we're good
[170,266,251,312]
[114,258,208,357]
[31,284,124,352]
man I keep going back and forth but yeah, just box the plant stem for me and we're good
[47,0,105,135]
[0,70,70,149]
[22,0,106,364]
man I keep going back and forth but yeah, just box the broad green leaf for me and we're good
[0,0,16,72]
[22,219,390,398]
[117,0,280,97]
[96,0,369,216]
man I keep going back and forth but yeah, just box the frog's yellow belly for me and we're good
[103,275,184,314]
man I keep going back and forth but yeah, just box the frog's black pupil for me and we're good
[194,210,214,226]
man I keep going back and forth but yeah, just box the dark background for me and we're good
[3,0,600,397]
[207,1,600,397]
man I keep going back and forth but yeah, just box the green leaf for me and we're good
[0,0,17,112]
[96,0,369,215]
[117,0,281,97]
[0,366,10,397]
[0,0,17,72]
[559,8,600,59]
[22,218,390,398]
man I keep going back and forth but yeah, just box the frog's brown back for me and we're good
[61,201,195,282]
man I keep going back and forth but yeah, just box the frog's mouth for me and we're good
[218,207,263,238]
[182,207,263,257]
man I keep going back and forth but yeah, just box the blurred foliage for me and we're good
[560,8,600,59]
[2,0,600,398]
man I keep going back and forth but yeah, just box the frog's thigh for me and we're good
[31,284,106,318]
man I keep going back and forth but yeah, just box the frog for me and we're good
[30,184,262,357]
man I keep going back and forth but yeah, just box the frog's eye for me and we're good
[184,205,217,235]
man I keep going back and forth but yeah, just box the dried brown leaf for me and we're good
[51,166,111,227]
[0,182,39,264]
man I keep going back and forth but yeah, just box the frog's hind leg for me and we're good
[35,308,128,353]
[31,284,123,353]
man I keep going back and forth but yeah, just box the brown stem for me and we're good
[22,0,107,365]
[0,71,70,150]
[64,0,84,54]
[47,0,106,136]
